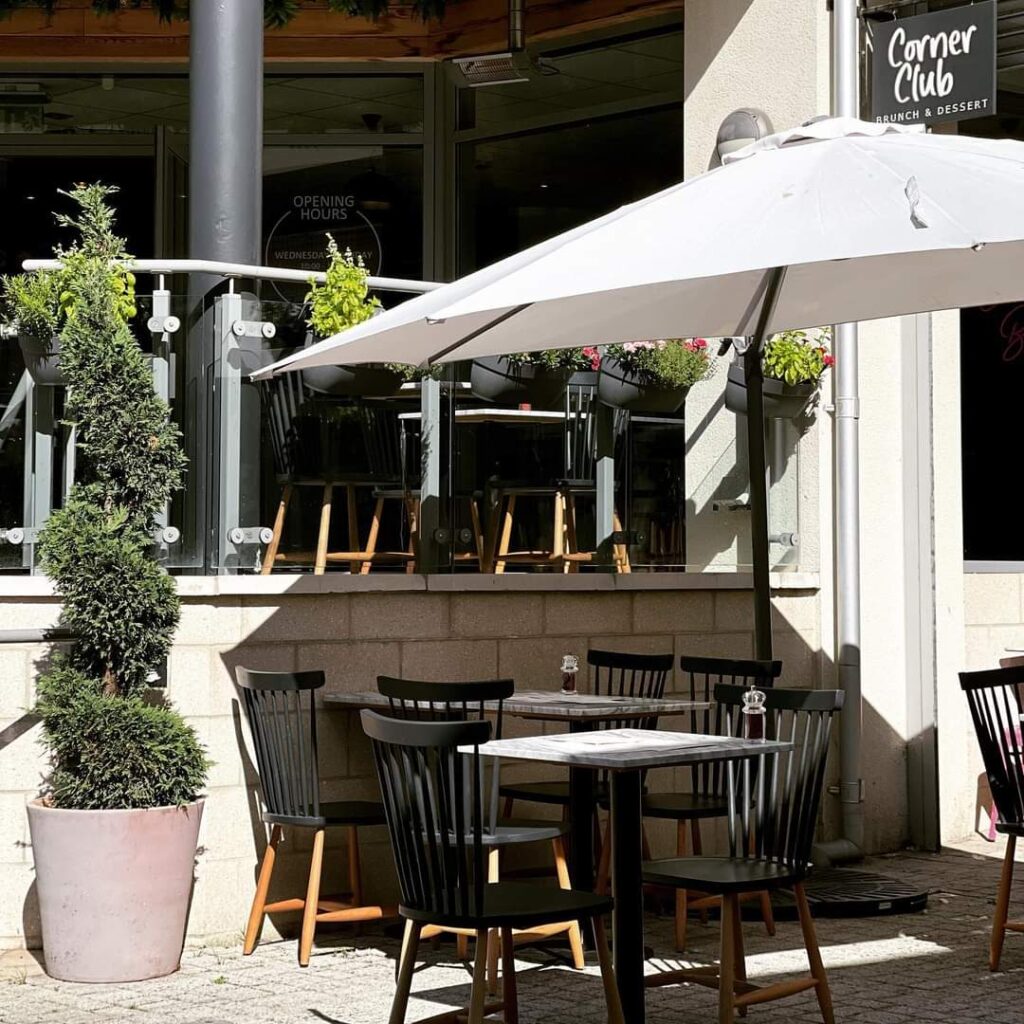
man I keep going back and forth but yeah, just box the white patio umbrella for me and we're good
[255,117,1024,377]
[255,115,1024,661]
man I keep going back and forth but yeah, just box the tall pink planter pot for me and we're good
[27,799,204,982]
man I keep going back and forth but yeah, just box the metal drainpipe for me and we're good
[818,0,865,864]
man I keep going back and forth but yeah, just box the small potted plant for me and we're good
[471,347,600,408]
[301,235,400,397]
[25,185,208,983]
[598,338,713,413]
[1,243,136,387]
[725,328,834,419]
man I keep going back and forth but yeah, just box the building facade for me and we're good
[0,0,1018,953]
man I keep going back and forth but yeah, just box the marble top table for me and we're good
[463,729,792,1024]
[324,689,708,723]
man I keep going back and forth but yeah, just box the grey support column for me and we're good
[188,1,263,570]
[189,0,263,271]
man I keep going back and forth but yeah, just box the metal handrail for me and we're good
[0,627,75,644]
[21,258,443,294]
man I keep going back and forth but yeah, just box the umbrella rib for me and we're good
[426,304,533,365]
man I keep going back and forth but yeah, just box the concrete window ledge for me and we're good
[0,571,820,599]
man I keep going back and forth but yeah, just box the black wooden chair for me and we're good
[377,676,584,987]
[499,649,673,818]
[361,711,625,1024]
[643,685,844,1024]
[635,656,782,950]
[235,667,391,966]
[960,665,1024,971]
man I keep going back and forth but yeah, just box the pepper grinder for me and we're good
[560,654,579,694]
[741,685,766,741]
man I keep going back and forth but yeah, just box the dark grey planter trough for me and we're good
[470,356,570,408]
[724,363,817,419]
[597,356,688,414]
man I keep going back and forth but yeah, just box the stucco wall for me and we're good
[0,581,825,952]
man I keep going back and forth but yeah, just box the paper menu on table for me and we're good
[526,728,736,755]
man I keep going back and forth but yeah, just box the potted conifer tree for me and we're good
[24,185,208,983]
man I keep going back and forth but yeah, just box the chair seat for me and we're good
[401,881,612,930]
[264,800,387,829]
[500,779,609,806]
[641,792,728,821]
[996,821,1024,837]
[642,856,798,894]
[483,817,570,846]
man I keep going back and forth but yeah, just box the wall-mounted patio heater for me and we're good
[450,0,547,87]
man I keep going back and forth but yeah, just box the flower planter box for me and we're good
[301,363,401,398]
[27,799,204,982]
[597,356,688,414]
[18,333,65,386]
[724,364,817,419]
[470,356,570,408]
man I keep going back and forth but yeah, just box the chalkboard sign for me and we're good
[961,303,1024,562]
[869,2,996,126]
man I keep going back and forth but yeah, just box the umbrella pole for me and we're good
[743,267,786,661]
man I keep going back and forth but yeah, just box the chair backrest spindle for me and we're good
[362,711,491,921]
[235,667,324,822]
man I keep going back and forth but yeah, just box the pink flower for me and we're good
[582,346,601,370]
[685,337,709,353]
[823,353,836,368]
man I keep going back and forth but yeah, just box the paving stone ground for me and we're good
[2,842,1023,1024]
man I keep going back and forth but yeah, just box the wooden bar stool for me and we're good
[235,667,394,966]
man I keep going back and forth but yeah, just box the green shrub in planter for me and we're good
[32,184,206,801]
[25,185,208,984]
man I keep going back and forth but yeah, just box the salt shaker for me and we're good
[560,654,579,694]
[741,685,766,741]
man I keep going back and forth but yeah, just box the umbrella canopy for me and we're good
[255,117,1024,380]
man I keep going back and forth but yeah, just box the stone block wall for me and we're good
[0,581,824,951]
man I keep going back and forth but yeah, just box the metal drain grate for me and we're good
[769,868,929,919]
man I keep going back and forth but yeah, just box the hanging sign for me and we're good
[869,1,996,126]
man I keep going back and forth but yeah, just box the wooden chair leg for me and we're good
[468,929,490,1024]
[243,824,282,954]
[759,890,776,937]
[261,485,291,575]
[360,497,384,576]
[719,893,737,1024]
[404,497,419,574]
[346,484,361,574]
[732,894,747,1018]
[552,490,565,566]
[457,932,470,962]
[552,836,585,969]
[641,825,653,863]
[389,921,422,1024]
[502,796,515,819]
[595,821,612,896]
[469,498,485,568]
[314,485,333,576]
[486,849,501,995]
[992,835,1017,971]
[299,829,325,967]
[495,495,515,574]
[794,882,834,1024]
[565,493,580,574]
[348,825,363,907]
[674,820,689,952]
[612,509,631,574]
[500,927,520,1024]
[592,916,624,1024]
